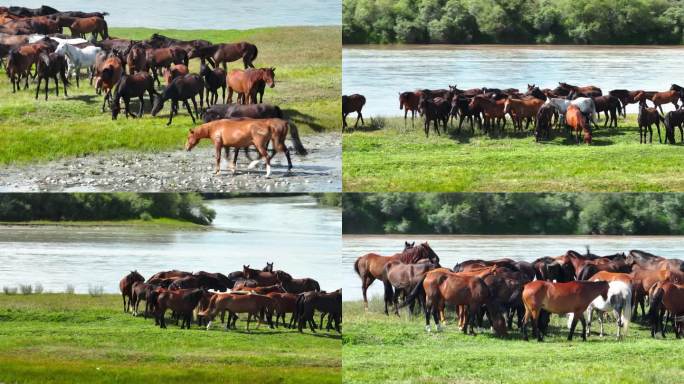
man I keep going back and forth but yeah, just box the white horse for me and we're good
[28,34,88,45]
[54,42,102,88]
[568,280,632,339]
[545,97,598,128]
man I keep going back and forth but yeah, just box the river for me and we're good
[0,195,341,293]
[341,235,684,301]
[10,0,341,29]
[343,45,684,117]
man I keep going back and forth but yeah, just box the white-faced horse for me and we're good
[545,97,598,129]
[54,42,102,88]
[568,280,632,339]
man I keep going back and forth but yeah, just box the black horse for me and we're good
[151,74,204,125]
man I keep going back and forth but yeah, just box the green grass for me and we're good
[0,26,341,165]
[343,115,684,192]
[0,294,341,384]
[343,297,684,384]
[0,217,207,230]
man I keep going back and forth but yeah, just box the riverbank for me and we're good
[0,294,341,384]
[343,298,684,384]
[0,26,341,165]
[0,218,208,230]
[343,115,684,192]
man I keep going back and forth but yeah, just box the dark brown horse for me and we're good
[242,265,278,286]
[70,16,108,40]
[151,74,204,125]
[191,42,258,70]
[637,97,664,144]
[522,280,608,341]
[111,72,157,119]
[147,270,192,281]
[200,63,226,105]
[203,103,283,123]
[275,270,321,293]
[342,94,366,130]
[354,242,440,310]
[267,292,299,328]
[227,67,275,104]
[399,91,420,125]
[155,288,205,329]
[382,260,440,316]
[119,270,144,313]
[558,82,602,97]
[419,90,450,137]
[592,95,621,129]
[664,108,684,144]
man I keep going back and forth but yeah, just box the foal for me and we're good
[637,97,664,144]
[199,63,226,105]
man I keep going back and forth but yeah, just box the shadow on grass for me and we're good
[67,94,100,105]
[283,108,327,133]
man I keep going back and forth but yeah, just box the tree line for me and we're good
[343,0,684,44]
[343,193,684,235]
[0,193,216,225]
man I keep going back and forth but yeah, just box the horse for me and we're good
[185,118,305,176]
[130,281,157,317]
[54,42,101,87]
[650,89,682,114]
[226,67,274,104]
[34,52,68,100]
[119,270,145,313]
[295,290,342,333]
[565,104,592,144]
[111,72,157,120]
[609,89,649,117]
[522,280,609,341]
[567,280,632,339]
[203,103,283,123]
[469,95,507,133]
[146,47,188,86]
[202,42,258,70]
[450,95,482,133]
[535,103,555,141]
[200,292,274,331]
[419,90,450,137]
[125,43,147,75]
[649,281,684,338]
[275,270,321,294]
[242,265,279,285]
[637,97,664,144]
[342,94,366,130]
[69,17,108,41]
[267,292,299,328]
[545,97,598,128]
[97,55,123,112]
[558,82,602,97]
[503,97,544,131]
[664,108,684,144]
[147,270,192,281]
[155,288,205,329]
[199,63,226,105]
[162,63,188,86]
[382,260,440,316]
[151,74,204,125]
[592,95,621,129]
[399,91,420,126]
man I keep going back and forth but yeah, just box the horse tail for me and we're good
[250,44,258,62]
[622,286,632,336]
[274,106,283,119]
[353,258,361,277]
[398,274,426,309]
[102,20,109,39]
[287,121,307,156]
[648,283,664,334]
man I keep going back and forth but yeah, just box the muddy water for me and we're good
[343,45,684,117]
[342,235,684,301]
[0,195,341,293]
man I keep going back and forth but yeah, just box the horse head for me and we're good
[420,242,440,264]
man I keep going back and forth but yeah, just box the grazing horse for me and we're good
[200,64,226,105]
[382,260,440,316]
[636,97,664,144]
[130,281,157,317]
[151,74,204,125]
[354,242,440,310]
[54,42,101,87]
[97,55,123,112]
[558,82,602,97]
[535,104,555,141]
[399,91,420,125]
[155,288,205,329]
[522,280,609,341]
[200,292,274,331]
[650,89,682,114]
[565,104,592,144]
[275,270,321,294]
[419,90,450,137]
[119,271,145,313]
[469,95,506,133]
[226,67,275,104]
[592,95,621,129]
[664,108,684,144]
[185,117,304,176]
[503,97,544,131]
[649,281,684,338]
[111,72,157,120]
[295,290,342,333]
[342,94,366,130]
[70,17,108,40]
[203,103,282,123]
[609,89,651,117]
[34,52,68,100]
[568,280,632,339]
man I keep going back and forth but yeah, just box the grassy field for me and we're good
[343,297,684,384]
[0,217,208,230]
[0,26,340,165]
[343,115,684,192]
[0,294,341,384]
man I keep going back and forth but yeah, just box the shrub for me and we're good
[65,284,75,294]
[88,285,104,297]
[34,283,44,294]
[3,286,17,295]
[19,284,33,295]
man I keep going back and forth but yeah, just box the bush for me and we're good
[34,283,44,294]
[88,285,104,297]
[65,284,75,294]
[19,284,33,295]
[3,286,17,295]
[139,212,153,221]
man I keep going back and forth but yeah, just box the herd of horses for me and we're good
[343,82,684,144]
[1,5,307,176]
[354,242,684,341]
[119,263,341,333]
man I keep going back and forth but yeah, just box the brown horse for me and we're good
[119,270,144,313]
[212,42,258,69]
[226,67,275,104]
[34,52,69,100]
[275,271,321,294]
[503,97,544,131]
[565,104,592,144]
[382,260,440,316]
[522,280,608,341]
[650,89,681,114]
[295,289,342,333]
[199,292,274,331]
[155,288,205,329]
[111,72,157,119]
[649,281,684,338]
[342,94,366,130]
[399,91,420,125]
[234,284,285,294]
[267,292,299,328]
[242,265,279,285]
[7,48,35,92]
[97,55,123,112]
[70,17,108,40]
[469,95,507,132]
[162,64,188,85]
[558,82,602,97]
[146,47,188,86]
[636,97,664,144]
[126,44,147,75]
[185,118,304,176]
[354,242,440,310]
[147,270,192,281]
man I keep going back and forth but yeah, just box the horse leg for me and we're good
[182,100,195,123]
[362,276,374,311]
[35,76,41,100]
[190,98,199,122]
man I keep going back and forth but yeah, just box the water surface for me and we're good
[342,235,684,301]
[0,195,341,293]
[343,45,684,116]
[11,0,340,29]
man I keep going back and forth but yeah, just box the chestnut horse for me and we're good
[275,270,321,293]
[342,94,366,130]
[399,91,420,125]
[650,89,682,114]
[267,292,299,328]
[200,292,274,331]
[522,280,609,341]
[185,118,304,176]
[70,17,108,40]
[565,104,592,144]
[226,67,275,104]
[469,95,507,133]
[558,82,602,97]
[649,281,684,338]
[97,55,123,112]
[503,97,544,131]
[242,265,279,285]
[119,270,144,313]
[354,242,440,310]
